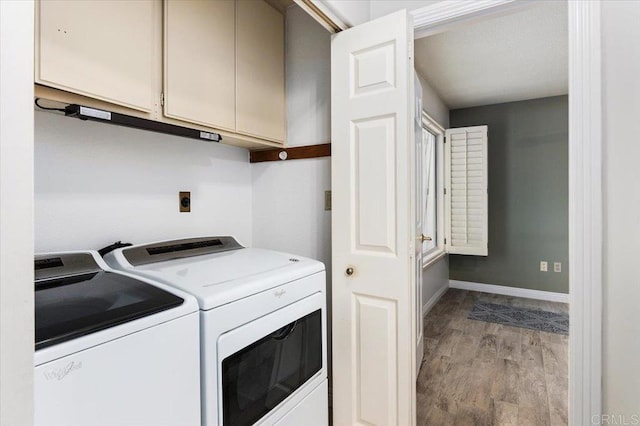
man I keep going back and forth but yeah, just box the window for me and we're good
[422,128,437,254]
[419,114,489,265]
[420,112,445,266]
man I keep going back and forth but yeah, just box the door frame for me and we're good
[0,1,35,425]
[303,0,602,424]
[412,2,601,424]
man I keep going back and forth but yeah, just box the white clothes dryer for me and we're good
[104,237,328,426]
[34,251,201,426]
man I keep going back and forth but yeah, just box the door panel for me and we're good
[351,41,396,96]
[164,0,236,131]
[331,10,416,426]
[37,0,157,112]
[236,0,285,143]
[353,116,396,254]
[354,294,397,425]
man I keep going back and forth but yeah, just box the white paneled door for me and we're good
[331,10,417,426]
[414,75,425,372]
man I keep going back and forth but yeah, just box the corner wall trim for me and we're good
[412,0,529,39]
[448,280,570,304]
[567,2,603,422]
[422,285,449,316]
[293,0,346,33]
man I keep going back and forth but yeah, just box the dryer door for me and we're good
[217,293,325,426]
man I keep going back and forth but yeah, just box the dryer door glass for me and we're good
[221,309,322,425]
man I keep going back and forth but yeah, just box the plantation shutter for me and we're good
[444,126,488,256]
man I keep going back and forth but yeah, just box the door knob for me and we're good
[345,267,354,276]
[420,234,432,243]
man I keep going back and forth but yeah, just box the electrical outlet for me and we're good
[540,261,548,272]
[554,262,562,273]
[324,190,332,211]
[179,191,191,212]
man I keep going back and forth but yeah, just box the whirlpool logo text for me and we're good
[44,361,83,381]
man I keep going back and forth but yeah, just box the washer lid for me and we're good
[35,253,184,350]
[109,240,325,310]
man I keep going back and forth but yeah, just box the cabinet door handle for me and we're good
[345,267,355,276]
[420,234,432,243]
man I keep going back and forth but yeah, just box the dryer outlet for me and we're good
[179,192,191,212]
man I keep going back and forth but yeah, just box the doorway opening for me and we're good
[300,0,601,423]
[414,2,570,423]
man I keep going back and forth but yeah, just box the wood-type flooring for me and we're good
[417,289,569,426]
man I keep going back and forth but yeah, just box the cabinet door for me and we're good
[236,1,285,143]
[37,0,157,112]
[164,0,235,132]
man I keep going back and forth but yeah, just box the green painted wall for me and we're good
[449,95,568,293]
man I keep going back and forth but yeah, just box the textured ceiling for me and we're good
[414,2,568,109]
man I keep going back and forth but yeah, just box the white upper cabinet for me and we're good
[36,0,158,113]
[236,0,285,143]
[36,0,286,148]
[164,0,236,132]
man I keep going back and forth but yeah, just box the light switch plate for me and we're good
[540,261,548,272]
[554,262,562,273]
[324,191,332,211]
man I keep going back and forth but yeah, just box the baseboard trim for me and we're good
[422,284,449,315]
[448,280,569,303]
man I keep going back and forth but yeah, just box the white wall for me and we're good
[416,71,449,313]
[417,73,449,128]
[252,160,330,262]
[370,0,442,20]
[317,0,441,27]
[252,5,331,265]
[35,111,252,252]
[284,6,331,149]
[602,0,640,416]
[423,256,449,309]
[0,1,35,425]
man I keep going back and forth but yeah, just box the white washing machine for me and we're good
[104,237,328,426]
[34,251,201,426]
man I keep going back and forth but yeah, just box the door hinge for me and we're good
[444,188,447,195]
[444,238,447,244]
[160,92,164,107]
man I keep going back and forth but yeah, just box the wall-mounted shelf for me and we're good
[250,143,331,163]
